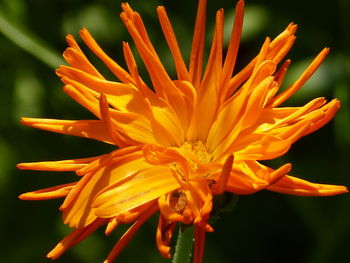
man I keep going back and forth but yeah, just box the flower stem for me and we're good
[0,9,64,68]
[172,224,194,263]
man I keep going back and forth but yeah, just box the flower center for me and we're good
[180,141,212,164]
[175,140,213,179]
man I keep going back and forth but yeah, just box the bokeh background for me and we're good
[0,0,349,262]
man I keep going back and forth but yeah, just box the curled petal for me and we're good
[225,161,291,195]
[158,193,188,222]
[143,144,192,182]
[305,98,340,135]
[226,161,270,194]
[156,215,177,259]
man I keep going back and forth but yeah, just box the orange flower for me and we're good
[18,0,347,262]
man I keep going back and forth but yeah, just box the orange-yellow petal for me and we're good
[103,205,158,263]
[63,34,103,79]
[270,48,330,107]
[79,28,133,84]
[19,182,77,200]
[267,175,348,196]
[16,156,98,172]
[21,118,115,144]
[156,215,176,259]
[232,134,291,161]
[47,219,106,260]
[193,225,206,263]
[220,0,244,101]
[188,9,223,142]
[93,166,180,218]
[61,153,149,228]
[226,161,270,194]
[189,0,207,88]
[157,6,190,81]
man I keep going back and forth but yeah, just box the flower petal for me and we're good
[47,219,106,260]
[225,161,291,195]
[17,156,98,171]
[225,161,270,194]
[220,0,244,100]
[63,34,103,79]
[232,134,291,161]
[193,225,206,263]
[120,4,190,131]
[79,28,133,84]
[157,6,190,81]
[209,75,277,157]
[21,118,115,144]
[19,182,77,200]
[103,205,158,263]
[188,9,223,142]
[93,166,180,218]
[270,48,330,107]
[227,23,297,97]
[267,175,348,196]
[156,215,176,259]
[61,153,149,228]
[189,0,207,88]
[57,66,148,113]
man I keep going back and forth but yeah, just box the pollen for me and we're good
[171,141,213,181]
[180,141,212,165]
[170,190,187,214]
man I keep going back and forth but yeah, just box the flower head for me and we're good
[18,0,347,262]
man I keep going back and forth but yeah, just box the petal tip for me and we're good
[16,163,25,170]
[18,193,26,200]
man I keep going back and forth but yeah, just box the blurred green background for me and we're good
[0,0,349,262]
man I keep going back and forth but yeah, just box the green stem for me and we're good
[172,225,194,263]
[171,194,239,263]
[0,9,64,68]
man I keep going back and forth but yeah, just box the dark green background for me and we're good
[0,0,349,262]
